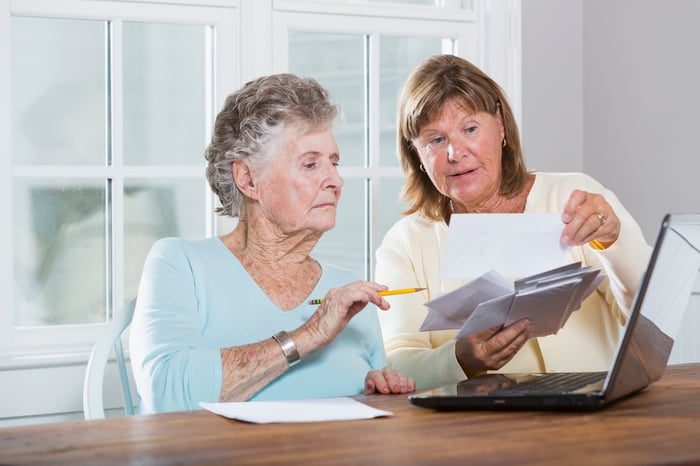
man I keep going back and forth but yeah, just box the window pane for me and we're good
[303,0,469,5]
[14,180,107,326]
[124,179,207,300]
[314,178,366,278]
[376,177,409,245]
[9,17,215,331]
[11,17,106,165]
[123,22,208,165]
[289,32,366,167]
[379,36,444,167]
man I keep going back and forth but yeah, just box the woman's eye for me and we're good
[303,161,317,169]
[465,125,477,134]
[429,136,445,145]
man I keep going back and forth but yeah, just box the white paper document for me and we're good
[441,213,570,280]
[422,262,604,338]
[199,397,392,424]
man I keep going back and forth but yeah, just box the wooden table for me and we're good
[2,364,700,465]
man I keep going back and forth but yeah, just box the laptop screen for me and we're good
[604,214,700,401]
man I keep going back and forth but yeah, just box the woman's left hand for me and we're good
[364,367,416,394]
[560,190,620,248]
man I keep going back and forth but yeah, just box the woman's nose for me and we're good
[446,137,469,162]
[326,165,344,190]
[446,143,457,162]
[446,142,464,162]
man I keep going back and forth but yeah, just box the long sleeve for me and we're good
[375,172,652,389]
[129,239,223,413]
[375,216,469,389]
[130,237,388,413]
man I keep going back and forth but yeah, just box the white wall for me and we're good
[521,0,583,174]
[521,0,700,364]
[522,0,700,245]
[582,0,700,241]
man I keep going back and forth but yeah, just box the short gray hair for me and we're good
[204,73,339,218]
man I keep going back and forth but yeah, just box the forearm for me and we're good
[387,337,467,389]
[219,325,323,401]
[219,339,289,402]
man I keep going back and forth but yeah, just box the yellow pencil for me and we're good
[307,287,426,305]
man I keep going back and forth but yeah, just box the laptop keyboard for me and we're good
[494,371,607,395]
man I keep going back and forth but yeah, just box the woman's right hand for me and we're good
[364,366,416,394]
[218,281,390,403]
[299,281,391,354]
[454,318,532,377]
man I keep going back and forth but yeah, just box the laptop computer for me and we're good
[409,213,700,411]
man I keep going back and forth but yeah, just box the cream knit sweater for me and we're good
[375,172,652,389]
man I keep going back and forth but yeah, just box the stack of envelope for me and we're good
[421,262,603,338]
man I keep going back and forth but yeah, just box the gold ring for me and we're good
[596,213,607,226]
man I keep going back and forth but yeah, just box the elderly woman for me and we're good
[130,73,414,413]
[375,54,651,389]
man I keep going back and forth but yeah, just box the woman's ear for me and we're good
[232,160,259,200]
[495,103,506,141]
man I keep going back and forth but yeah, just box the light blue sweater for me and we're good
[130,237,387,413]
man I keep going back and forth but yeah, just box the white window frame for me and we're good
[0,0,238,362]
[0,0,520,423]
[270,0,519,279]
[0,0,520,358]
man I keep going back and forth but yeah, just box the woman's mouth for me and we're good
[450,167,478,178]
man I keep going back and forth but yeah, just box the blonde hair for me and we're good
[397,54,527,223]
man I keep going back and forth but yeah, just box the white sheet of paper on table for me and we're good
[199,397,393,424]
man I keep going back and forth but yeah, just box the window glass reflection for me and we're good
[377,177,410,246]
[11,17,106,165]
[13,180,107,325]
[289,31,366,167]
[123,22,208,165]
[314,178,366,278]
[379,36,444,167]
[10,17,213,328]
[123,179,207,301]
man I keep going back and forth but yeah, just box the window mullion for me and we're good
[109,19,125,317]
[204,25,216,238]
[0,3,13,349]
[367,33,380,280]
